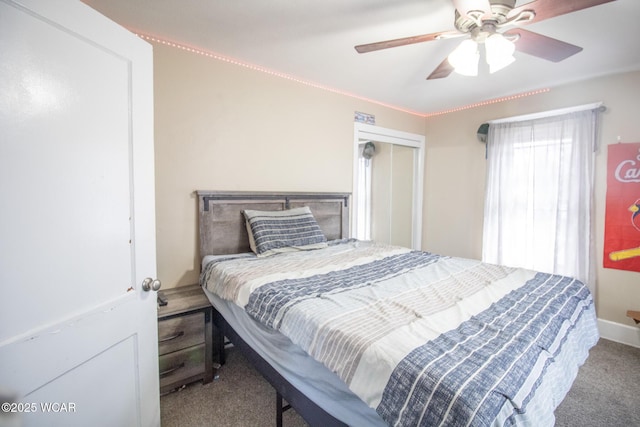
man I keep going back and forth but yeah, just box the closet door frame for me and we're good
[352,123,425,250]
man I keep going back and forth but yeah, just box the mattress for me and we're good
[202,289,387,426]
[201,239,599,426]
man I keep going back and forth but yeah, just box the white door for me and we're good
[0,1,160,426]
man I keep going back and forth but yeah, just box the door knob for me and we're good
[142,277,162,292]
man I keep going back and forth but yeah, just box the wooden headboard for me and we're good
[197,191,350,257]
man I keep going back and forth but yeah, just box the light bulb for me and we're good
[448,40,479,77]
[485,33,516,73]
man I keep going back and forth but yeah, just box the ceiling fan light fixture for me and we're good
[448,39,479,76]
[485,33,516,73]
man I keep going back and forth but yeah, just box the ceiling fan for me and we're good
[354,0,616,79]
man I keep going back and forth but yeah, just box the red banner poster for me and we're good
[603,143,640,272]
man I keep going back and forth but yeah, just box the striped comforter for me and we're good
[201,239,598,426]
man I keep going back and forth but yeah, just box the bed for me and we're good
[197,191,599,427]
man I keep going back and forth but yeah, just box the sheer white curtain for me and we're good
[482,109,599,293]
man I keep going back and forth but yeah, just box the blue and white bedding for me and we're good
[201,239,599,426]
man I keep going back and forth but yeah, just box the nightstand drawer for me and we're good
[159,344,206,390]
[158,312,205,355]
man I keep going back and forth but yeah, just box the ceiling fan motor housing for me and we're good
[454,0,516,34]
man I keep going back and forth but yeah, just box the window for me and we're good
[482,107,600,292]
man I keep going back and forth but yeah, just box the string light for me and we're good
[136,33,426,117]
[137,33,550,119]
[424,88,551,118]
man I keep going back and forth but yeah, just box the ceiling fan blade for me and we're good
[507,0,616,25]
[355,30,461,53]
[427,57,455,80]
[452,0,492,18]
[505,28,583,62]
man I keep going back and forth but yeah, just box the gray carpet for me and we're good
[160,339,640,426]
[161,346,307,427]
[554,339,640,427]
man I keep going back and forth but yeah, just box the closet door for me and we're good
[370,143,415,248]
[353,123,424,250]
[390,145,415,247]
[0,1,159,426]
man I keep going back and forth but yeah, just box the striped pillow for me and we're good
[243,207,327,257]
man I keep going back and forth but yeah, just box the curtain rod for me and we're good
[487,102,605,124]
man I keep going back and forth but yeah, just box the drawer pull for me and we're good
[159,331,185,343]
[160,362,185,378]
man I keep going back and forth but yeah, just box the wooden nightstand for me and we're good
[157,284,216,394]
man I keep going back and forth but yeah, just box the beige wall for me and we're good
[153,42,424,288]
[423,70,640,326]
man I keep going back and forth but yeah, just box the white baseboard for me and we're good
[597,318,640,348]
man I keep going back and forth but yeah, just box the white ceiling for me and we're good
[82,0,640,116]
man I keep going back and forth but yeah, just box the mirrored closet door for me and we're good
[353,124,425,250]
